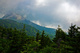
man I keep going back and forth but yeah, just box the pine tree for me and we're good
[36,30,40,42]
[45,35,52,46]
[68,24,78,38]
[55,25,66,40]
[22,24,26,33]
[40,31,45,48]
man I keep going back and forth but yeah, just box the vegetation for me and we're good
[0,19,38,36]
[19,19,56,38]
[0,19,55,38]
[0,23,80,53]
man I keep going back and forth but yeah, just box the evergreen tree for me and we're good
[55,25,66,40]
[40,30,45,48]
[68,24,78,38]
[36,30,40,42]
[1,23,80,53]
[22,24,26,33]
[45,35,52,46]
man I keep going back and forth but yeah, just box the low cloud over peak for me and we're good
[0,0,80,31]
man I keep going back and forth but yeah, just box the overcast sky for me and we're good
[0,0,80,31]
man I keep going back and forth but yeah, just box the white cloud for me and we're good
[32,20,41,26]
[35,0,47,7]
[45,25,57,29]
[0,14,4,18]
[56,2,80,23]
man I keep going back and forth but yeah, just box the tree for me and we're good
[44,35,52,46]
[68,24,78,38]
[36,30,40,42]
[40,31,45,48]
[22,24,26,33]
[55,25,66,40]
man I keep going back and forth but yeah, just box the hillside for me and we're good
[19,19,56,35]
[0,19,38,36]
[2,13,56,37]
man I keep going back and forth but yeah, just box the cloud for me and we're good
[67,0,80,8]
[35,0,46,6]
[56,2,80,22]
[32,20,41,26]
[0,13,4,18]
[0,0,32,14]
[0,0,80,31]
[55,1,80,29]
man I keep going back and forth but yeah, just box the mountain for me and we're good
[19,19,56,35]
[0,19,38,36]
[2,13,56,37]
[2,12,25,20]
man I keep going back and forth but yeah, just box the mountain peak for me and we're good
[2,12,26,20]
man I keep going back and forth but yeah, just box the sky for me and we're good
[0,0,80,31]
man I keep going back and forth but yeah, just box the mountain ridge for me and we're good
[0,19,38,36]
[19,19,56,35]
[2,13,56,36]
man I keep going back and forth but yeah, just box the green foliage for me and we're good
[36,30,40,42]
[0,19,38,36]
[39,46,53,53]
[0,23,80,53]
[54,25,67,42]
[68,24,78,38]
[40,31,52,48]
[19,19,56,38]
[0,19,55,39]
[21,41,40,53]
